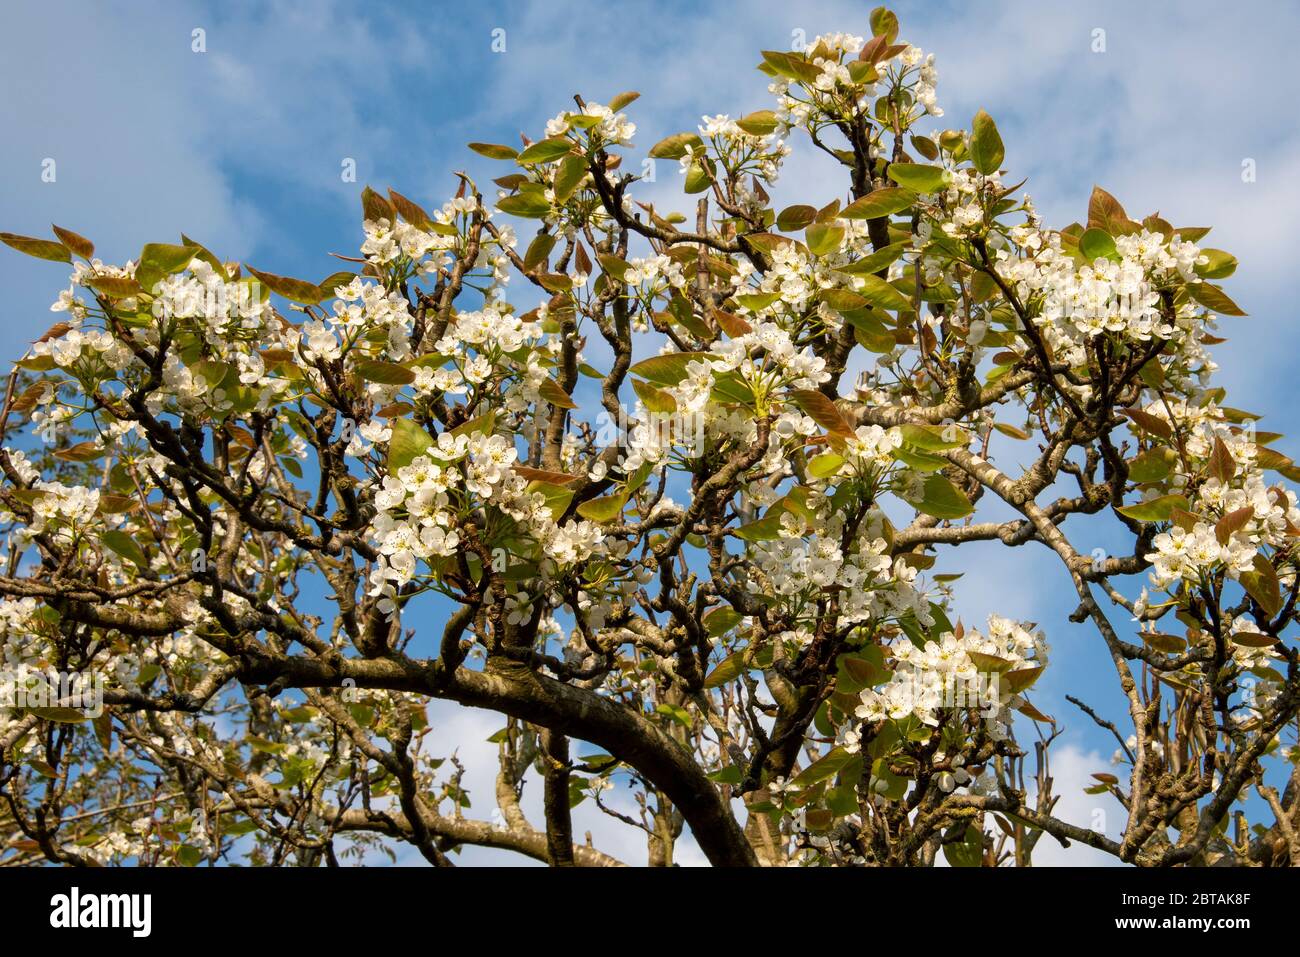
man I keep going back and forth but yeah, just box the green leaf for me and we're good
[518,233,554,273]
[704,651,746,689]
[177,845,203,867]
[870,7,900,42]
[788,389,852,436]
[1194,249,1237,280]
[704,606,743,637]
[51,225,93,259]
[450,411,496,439]
[517,137,574,164]
[928,602,955,637]
[1127,447,1177,483]
[735,291,780,312]
[826,782,858,817]
[0,232,70,263]
[632,378,676,414]
[856,274,911,312]
[387,418,434,471]
[354,360,415,385]
[192,359,238,391]
[776,487,815,524]
[469,142,519,160]
[942,824,983,867]
[1142,632,1187,654]
[628,351,709,386]
[819,289,867,313]
[684,161,711,194]
[992,422,1030,440]
[910,475,973,520]
[97,494,138,515]
[808,452,845,478]
[760,50,820,84]
[777,204,818,232]
[1229,628,1277,649]
[576,493,626,523]
[648,132,703,160]
[1078,227,1117,261]
[710,371,755,405]
[134,242,196,294]
[608,91,640,111]
[596,252,629,281]
[244,265,322,305]
[1004,666,1043,694]
[85,274,141,298]
[707,765,743,785]
[792,747,854,789]
[53,441,104,463]
[869,757,908,801]
[552,154,588,204]
[840,242,908,276]
[837,647,890,691]
[891,446,948,472]
[1116,493,1189,523]
[968,651,1014,673]
[806,222,845,257]
[886,163,949,194]
[1188,281,1246,317]
[842,188,916,220]
[900,423,966,450]
[655,703,692,728]
[624,461,655,496]
[102,529,149,569]
[317,271,357,297]
[969,110,1005,175]
[27,707,90,723]
[1240,555,1282,617]
[526,480,575,520]
[538,376,576,409]
[735,110,779,135]
[734,512,784,541]
[497,191,552,219]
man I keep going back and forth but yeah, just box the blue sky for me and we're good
[3,0,1299,864]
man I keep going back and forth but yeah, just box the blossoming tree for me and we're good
[1,7,1297,867]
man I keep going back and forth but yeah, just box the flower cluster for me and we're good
[366,430,607,614]
[747,504,932,628]
[690,114,792,184]
[843,424,904,471]
[855,615,1048,737]
[1002,227,1209,360]
[545,102,636,146]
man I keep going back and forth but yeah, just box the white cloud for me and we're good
[394,699,692,867]
[0,0,437,359]
[1024,743,1126,866]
